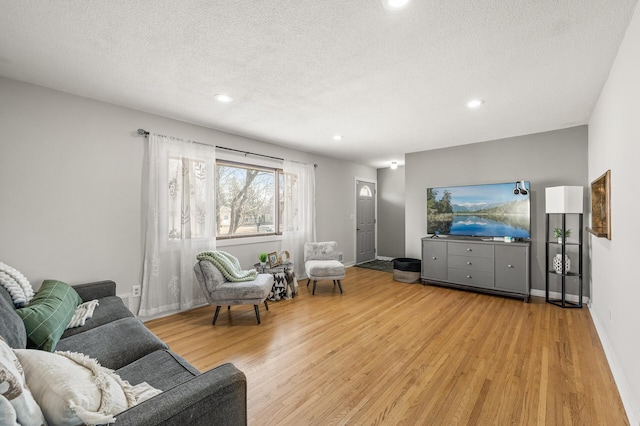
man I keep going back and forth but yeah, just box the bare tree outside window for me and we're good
[216,161,282,238]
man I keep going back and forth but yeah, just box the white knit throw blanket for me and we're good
[0,262,34,307]
[67,300,100,329]
[197,251,258,282]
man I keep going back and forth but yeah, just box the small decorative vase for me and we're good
[557,237,563,244]
[553,254,571,274]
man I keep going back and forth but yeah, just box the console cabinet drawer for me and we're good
[447,242,494,258]
[448,268,494,288]
[448,255,493,273]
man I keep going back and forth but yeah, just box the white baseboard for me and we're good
[529,289,590,305]
[589,307,639,426]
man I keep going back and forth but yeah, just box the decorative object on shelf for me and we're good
[545,185,583,308]
[278,250,290,264]
[587,169,611,240]
[258,252,268,268]
[553,227,571,244]
[553,254,571,274]
[267,252,279,268]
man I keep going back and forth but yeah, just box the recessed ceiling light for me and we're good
[390,161,398,170]
[333,134,343,141]
[214,93,234,103]
[382,0,411,11]
[467,99,484,108]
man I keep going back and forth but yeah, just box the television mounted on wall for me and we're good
[427,181,531,239]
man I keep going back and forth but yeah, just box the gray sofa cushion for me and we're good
[114,363,247,426]
[0,285,26,349]
[55,317,168,370]
[116,349,200,391]
[72,280,116,301]
[60,296,134,338]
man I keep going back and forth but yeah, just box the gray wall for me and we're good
[0,77,375,298]
[404,126,589,294]
[377,165,405,258]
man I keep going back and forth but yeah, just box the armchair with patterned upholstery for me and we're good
[303,241,346,295]
[193,258,273,325]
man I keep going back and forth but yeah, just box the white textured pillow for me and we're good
[14,349,160,426]
[0,337,45,426]
[0,262,34,307]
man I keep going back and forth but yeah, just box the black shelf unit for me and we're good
[545,213,583,308]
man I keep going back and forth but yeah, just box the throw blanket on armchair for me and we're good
[197,251,258,282]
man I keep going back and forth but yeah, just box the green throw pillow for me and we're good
[16,280,82,351]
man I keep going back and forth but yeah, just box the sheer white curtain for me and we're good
[281,160,316,275]
[139,133,216,317]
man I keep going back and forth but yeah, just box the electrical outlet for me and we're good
[609,309,612,322]
[132,285,141,297]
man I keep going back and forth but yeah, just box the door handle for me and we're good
[356,228,361,231]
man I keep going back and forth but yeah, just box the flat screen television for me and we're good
[427,181,531,239]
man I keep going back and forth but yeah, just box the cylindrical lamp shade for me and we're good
[545,186,584,213]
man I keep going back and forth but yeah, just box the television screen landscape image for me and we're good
[427,181,531,239]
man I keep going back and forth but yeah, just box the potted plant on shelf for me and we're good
[258,252,268,268]
[553,228,572,244]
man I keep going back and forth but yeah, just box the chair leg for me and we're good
[254,305,261,324]
[213,306,222,325]
[307,278,311,287]
[337,280,343,294]
[312,280,317,295]
[264,300,269,311]
[228,306,230,309]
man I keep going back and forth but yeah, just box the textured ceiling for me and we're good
[0,1,637,168]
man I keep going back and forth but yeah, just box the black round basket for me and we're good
[392,258,421,273]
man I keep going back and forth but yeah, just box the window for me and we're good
[216,160,283,239]
[359,184,373,198]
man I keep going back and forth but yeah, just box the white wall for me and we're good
[588,3,640,423]
[404,126,589,294]
[0,78,375,298]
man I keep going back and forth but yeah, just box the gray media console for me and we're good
[421,237,530,302]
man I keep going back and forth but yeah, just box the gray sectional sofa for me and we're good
[0,280,247,425]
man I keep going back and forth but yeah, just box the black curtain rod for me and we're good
[216,145,284,162]
[137,129,317,167]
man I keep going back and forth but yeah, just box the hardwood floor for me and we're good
[146,266,627,425]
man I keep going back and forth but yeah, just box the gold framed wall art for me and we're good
[587,169,611,239]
